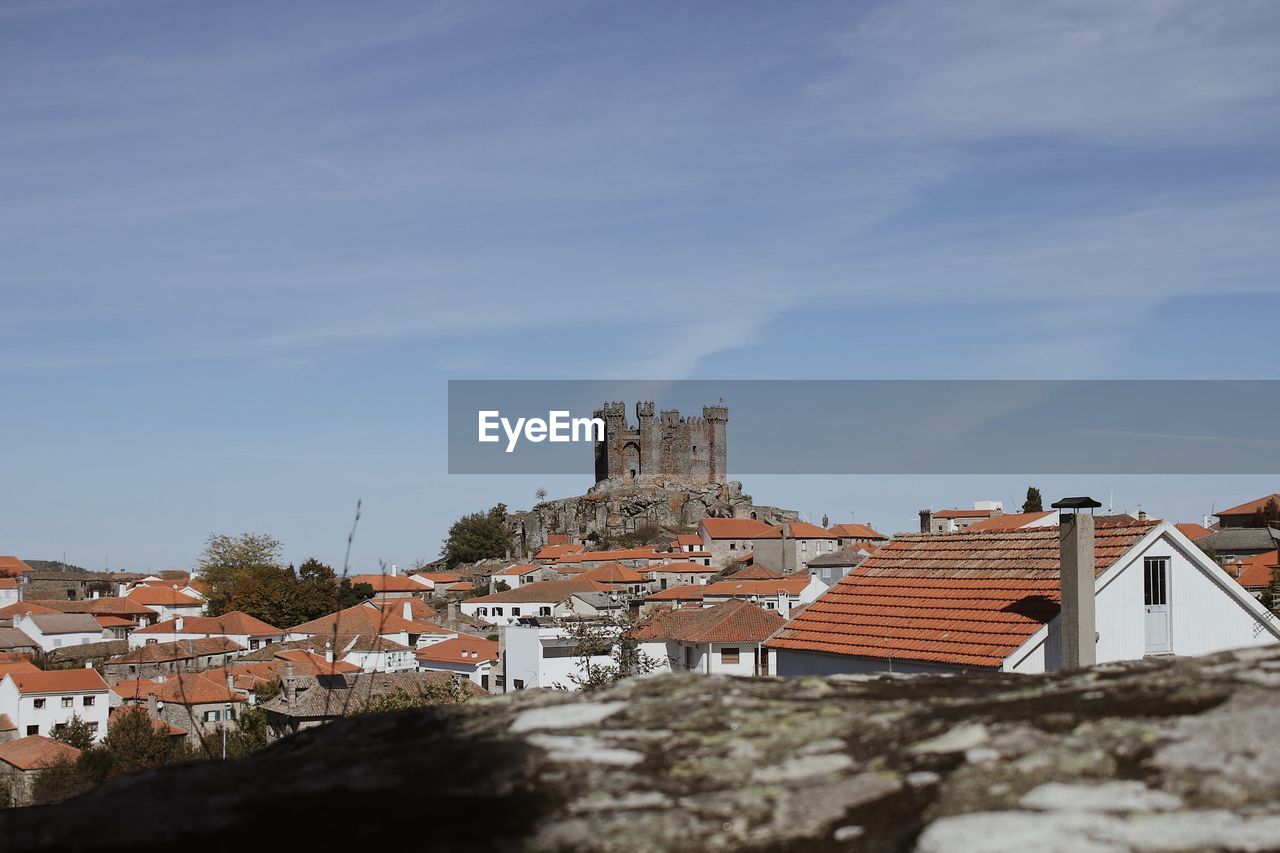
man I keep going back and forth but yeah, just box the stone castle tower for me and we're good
[593,401,728,485]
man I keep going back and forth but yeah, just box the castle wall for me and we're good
[592,401,727,485]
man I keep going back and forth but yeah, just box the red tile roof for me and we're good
[106,636,246,664]
[494,563,543,577]
[0,578,16,590]
[644,584,706,602]
[289,603,419,637]
[113,673,245,705]
[1217,494,1280,518]
[578,563,650,584]
[348,573,423,593]
[411,572,462,584]
[546,547,666,565]
[933,508,998,519]
[964,511,1057,532]
[125,586,203,607]
[132,612,284,637]
[466,576,609,605]
[0,601,59,619]
[0,556,33,578]
[5,668,110,694]
[1175,522,1213,541]
[39,597,156,617]
[0,735,81,771]
[647,561,718,574]
[675,534,703,547]
[1222,550,1278,589]
[827,523,888,540]
[698,518,780,539]
[787,521,838,539]
[769,521,1157,668]
[0,660,40,678]
[635,600,783,644]
[724,564,782,580]
[534,543,585,560]
[704,576,809,597]
[415,636,498,665]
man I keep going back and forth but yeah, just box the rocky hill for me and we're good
[4,646,1280,851]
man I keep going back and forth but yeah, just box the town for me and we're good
[1,401,1277,808]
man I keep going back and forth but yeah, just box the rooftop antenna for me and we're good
[1108,489,1114,514]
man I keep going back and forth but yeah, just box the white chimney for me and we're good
[175,616,184,631]
[389,563,399,577]
[402,601,412,621]
[1054,497,1100,670]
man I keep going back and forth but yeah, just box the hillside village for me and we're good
[2,483,1279,808]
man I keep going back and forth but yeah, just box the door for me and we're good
[1144,557,1171,653]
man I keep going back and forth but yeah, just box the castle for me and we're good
[593,401,728,485]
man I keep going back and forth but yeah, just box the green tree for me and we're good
[1251,497,1280,528]
[565,609,660,691]
[441,504,512,568]
[30,756,95,806]
[197,533,285,617]
[51,715,96,750]
[295,558,342,622]
[102,706,172,777]
[1022,487,1043,513]
[338,578,375,608]
[354,680,473,714]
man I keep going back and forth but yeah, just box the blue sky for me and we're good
[3,1,1279,571]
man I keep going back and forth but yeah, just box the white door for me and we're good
[1144,557,1170,653]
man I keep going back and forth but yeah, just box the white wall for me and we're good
[500,625,617,691]
[0,678,110,743]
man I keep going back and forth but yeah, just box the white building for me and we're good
[0,578,20,606]
[497,624,619,691]
[127,612,287,651]
[15,613,102,651]
[124,586,205,621]
[633,600,784,676]
[461,577,610,626]
[415,635,498,689]
[0,668,111,742]
[771,518,1280,676]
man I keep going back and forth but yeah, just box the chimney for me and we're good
[283,662,296,706]
[1236,560,1244,579]
[919,510,933,533]
[84,660,93,669]
[175,616,184,631]
[1137,509,1148,521]
[402,600,413,621]
[1053,496,1102,670]
[226,673,235,693]
[447,600,458,624]
[147,692,158,717]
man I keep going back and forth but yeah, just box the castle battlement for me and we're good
[594,400,728,485]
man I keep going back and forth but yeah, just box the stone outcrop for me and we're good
[510,478,797,555]
[7,646,1280,850]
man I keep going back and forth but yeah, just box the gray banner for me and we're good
[448,380,1280,474]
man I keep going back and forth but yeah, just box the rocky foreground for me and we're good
[6,647,1280,852]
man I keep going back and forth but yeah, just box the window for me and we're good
[204,710,221,722]
[720,647,740,664]
[513,679,525,690]
[477,607,488,616]
[26,725,37,736]
[83,695,95,707]
[33,698,45,709]
[493,607,503,616]
[54,722,66,732]
[61,697,73,708]
[146,639,157,645]
[511,607,521,617]
[53,638,63,648]
[538,606,552,617]
[87,722,99,733]
[1144,557,1169,606]
[729,543,737,551]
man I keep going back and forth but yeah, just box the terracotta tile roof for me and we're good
[5,668,110,694]
[414,635,498,664]
[289,603,418,637]
[348,573,424,592]
[0,714,15,732]
[39,597,156,617]
[546,547,666,565]
[731,550,755,564]
[0,601,59,619]
[0,556,33,578]
[635,600,783,644]
[578,562,650,584]
[132,612,284,638]
[1217,494,1280,518]
[647,561,719,573]
[0,578,17,589]
[769,521,1157,668]
[1222,550,1278,589]
[704,576,808,597]
[827,523,888,540]
[675,534,703,546]
[113,673,246,705]
[94,616,138,629]
[494,563,543,577]
[410,572,462,584]
[963,511,1057,532]
[534,543,585,560]
[1175,522,1213,541]
[0,735,80,771]
[0,628,38,650]
[125,586,203,607]
[106,636,246,664]
[273,649,361,675]
[644,584,706,602]
[933,508,998,519]
[0,660,40,677]
[698,518,780,539]
[724,564,782,580]
[466,576,609,605]
[787,521,838,539]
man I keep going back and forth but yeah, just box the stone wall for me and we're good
[594,401,727,485]
[6,646,1280,850]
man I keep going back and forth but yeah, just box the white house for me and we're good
[497,624,619,691]
[127,612,287,651]
[701,576,808,618]
[15,613,102,651]
[0,578,20,606]
[415,635,498,689]
[633,600,784,677]
[0,668,112,742]
[770,517,1280,676]
[125,586,205,621]
[645,561,720,589]
[461,577,610,626]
